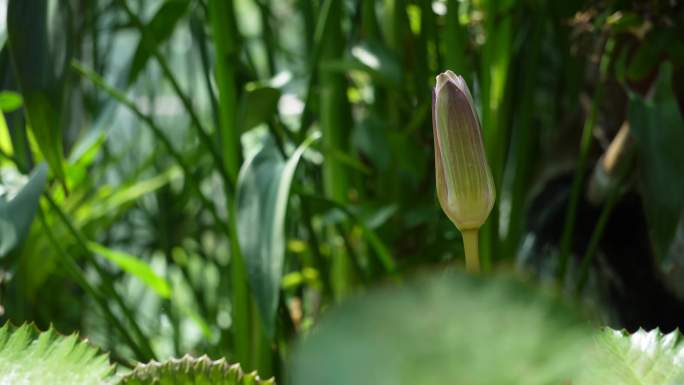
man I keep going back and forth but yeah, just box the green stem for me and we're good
[557,38,615,282]
[227,207,253,370]
[462,229,480,273]
[71,61,231,237]
[575,185,621,294]
[208,0,241,183]
[44,194,157,360]
[480,6,514,270]
[37,210,146,362]
[117,0,234,191]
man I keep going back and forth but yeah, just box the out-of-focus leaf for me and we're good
[65,130,107,189]
[299,194,396,274]
[606,11,644,34]
[86,241,172,299]
[75,166,181,226]
[128,0,190,85]
[0,323,114,385]
[628,63,684,259]
[239,84,281,132]
[0,91,22,112]
[120,355,274,385]
[236,132,319,337]
[6,0,66,184]
[291,270,592,385]
[627,29,684,81]
[0,113,13,159]
[0,164,47,257]
[323,41,402,88]
[578,328,684,385]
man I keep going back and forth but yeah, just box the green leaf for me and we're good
[239,84,281,132]
[291,270,592,385]
[120,355,274,385]
[322,41,402,89]
[128,0,190,85]
[0,164,48,257]
[75,166,182,226]
[0,323,114,385]
[0,113,13,158]
[628,63,684,259]
[0,91,23,112]
[235,132,320,337]
[6,0,67,184]
[578,328,684,385]
[86,241,172,299]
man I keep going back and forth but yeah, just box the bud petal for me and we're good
[433,70,495,230]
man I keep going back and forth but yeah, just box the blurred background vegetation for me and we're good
[0,0,684,381]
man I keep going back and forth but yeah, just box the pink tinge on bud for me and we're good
[433,70,495,230]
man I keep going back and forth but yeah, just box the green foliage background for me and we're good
[1,0,684,383]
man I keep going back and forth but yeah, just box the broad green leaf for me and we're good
[578,328,684,385]
[120,355,274,385]
[236,132,320,337]
[0,323,114,385]
[628,63,684,259]
[0,91,22,112]
[7,0,67,184]
[239,84,281,132]
[128,0,190,84]
[87,241,172,299]
[291,270,593,385]
[0,164,47,257]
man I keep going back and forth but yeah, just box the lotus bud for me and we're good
[433,70,495,272]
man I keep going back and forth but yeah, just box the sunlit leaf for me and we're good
[87,241,172,299]
[578,328,684,385]
[236,132,320,337]
[0,113,13,159]
[0,323,114,385]
[0,91,23,112]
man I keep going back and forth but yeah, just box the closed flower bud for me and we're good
[433,70,495,231]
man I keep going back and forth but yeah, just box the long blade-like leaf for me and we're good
[6,0,66,184]
[236,133,320,337]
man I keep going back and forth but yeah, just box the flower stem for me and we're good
[462,229,480,273]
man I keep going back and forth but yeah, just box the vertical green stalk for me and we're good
[503,12,544,259]
[208,0,241,183]
[361,0,382,40]
[444,0,470,83]
[319,0,353,296]
[256,0,276,76]
[319,0,349,204]
[557,38,615,282]
[206,0,259,370]
[227,208,252,370]
[479,3,514,270]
